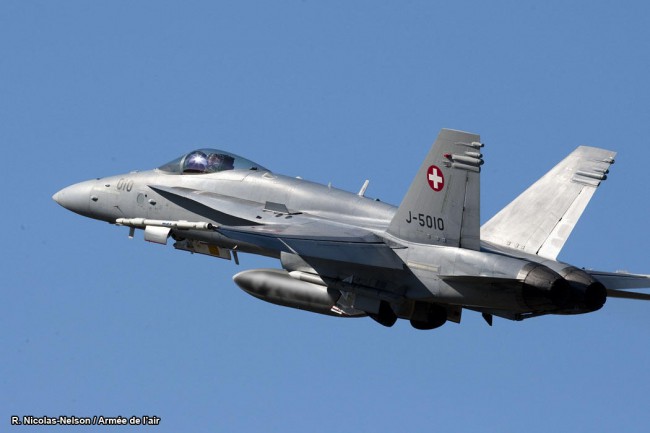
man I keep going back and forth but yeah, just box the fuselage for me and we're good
[54,162,605,322]
[56,167,396,252]
[53,136,650,329]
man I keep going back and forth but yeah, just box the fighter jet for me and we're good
[53,129,650,329]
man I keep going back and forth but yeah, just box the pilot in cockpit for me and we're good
[207,153,235,172]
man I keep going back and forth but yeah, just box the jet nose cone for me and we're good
[53,180,96,216]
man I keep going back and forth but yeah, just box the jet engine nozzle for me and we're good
[558,267,607,313]
[583,281,607,311]
[519,263,571,310]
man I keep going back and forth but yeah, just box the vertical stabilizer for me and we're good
[387,129,483,249]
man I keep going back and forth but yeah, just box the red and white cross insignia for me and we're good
[427,165,444,191]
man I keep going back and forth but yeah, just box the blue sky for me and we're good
[2,1,649,432]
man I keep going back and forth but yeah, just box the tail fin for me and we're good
[387,129,483,249]
[481,145,616,260]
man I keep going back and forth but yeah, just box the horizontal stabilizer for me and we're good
[588,269,650,301]
[607,289,650,301]
[588,270,650,290]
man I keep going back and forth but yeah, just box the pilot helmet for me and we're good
[183,151,208,173]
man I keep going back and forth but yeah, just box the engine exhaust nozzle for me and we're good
[519,263,571,310]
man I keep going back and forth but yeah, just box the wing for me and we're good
[152,184,405,269]
[217,217,406,270]
[481,146,616,260]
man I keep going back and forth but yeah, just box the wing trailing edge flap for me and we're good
[217,221,406,270]
[481,146,616,260]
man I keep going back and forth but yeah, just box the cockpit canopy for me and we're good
[158,149,268,174]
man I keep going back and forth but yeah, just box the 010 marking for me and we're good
[116,178,134,192]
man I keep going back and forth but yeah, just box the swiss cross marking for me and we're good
[427,165,444,191]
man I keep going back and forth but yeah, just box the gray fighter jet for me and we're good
[53,129,650,329]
